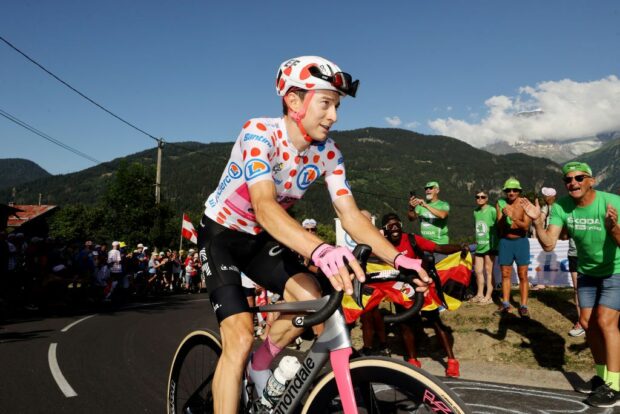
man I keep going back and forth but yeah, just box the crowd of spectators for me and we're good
[0,233,204,317]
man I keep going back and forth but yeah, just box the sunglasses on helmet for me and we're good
[562,174,590,184]
[309,66,359,97]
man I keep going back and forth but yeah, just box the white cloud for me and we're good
[385,116,402,127]
[406,121,420,129]
[428,76,620,147]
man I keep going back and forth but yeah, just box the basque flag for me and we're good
[182,214,198,244]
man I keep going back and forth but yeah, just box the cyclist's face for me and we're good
[302,90,340,141]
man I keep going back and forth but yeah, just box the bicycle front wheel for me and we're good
[303,357,471,414]
[167,330,222,414]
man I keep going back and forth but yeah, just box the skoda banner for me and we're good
[494,239,573,287]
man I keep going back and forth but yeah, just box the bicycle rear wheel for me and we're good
[302,357,471,414]
[167,330,222,414]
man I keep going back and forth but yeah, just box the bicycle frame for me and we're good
[247,296,358,413]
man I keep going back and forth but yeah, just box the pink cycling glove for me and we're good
[311,243,356,277]
[394,253,422,272]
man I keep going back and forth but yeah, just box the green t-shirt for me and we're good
[415,200,450,244]
[474,205,498,253]
[549,191,620,277]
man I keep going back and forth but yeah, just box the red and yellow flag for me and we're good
[341,252,472,323]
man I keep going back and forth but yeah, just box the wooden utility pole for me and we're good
[155,138,164,205]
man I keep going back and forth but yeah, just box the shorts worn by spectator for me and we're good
[496,177,531,319]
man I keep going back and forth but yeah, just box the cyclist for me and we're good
[197,55,430,413]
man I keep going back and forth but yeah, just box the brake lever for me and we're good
[350,245,371,309]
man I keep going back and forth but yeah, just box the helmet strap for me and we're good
[287,90,315,143]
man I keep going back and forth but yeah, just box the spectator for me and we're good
[408,181,450,247]
[91,251,111,302]
[567,238,584,337]
[523,161,620,407]
[540,187,557,228]
[301,218,317,233]
[472,189,497,305]
[107,241,123,299]
[382,212,467,377]
[358,210,390,357]
[496,177,532,319]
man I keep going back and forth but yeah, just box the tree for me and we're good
[49,204,107,242]
[99,161,175,247]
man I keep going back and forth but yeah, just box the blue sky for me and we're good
[1,1,619,174]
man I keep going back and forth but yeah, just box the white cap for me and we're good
[137,243,144,248]
[541,187,557,197]
[112,241,120,247]
[302,218,317,228]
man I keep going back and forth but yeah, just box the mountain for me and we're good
[574,135,620,193]
[483,129,620,164]
[2,128,570,241]
[0,158,51,191]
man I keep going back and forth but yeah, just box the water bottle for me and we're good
[260,356,301,408]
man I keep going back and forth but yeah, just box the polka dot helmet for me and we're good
[275,56,359,98]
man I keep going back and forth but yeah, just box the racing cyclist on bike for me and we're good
[198,55,430,413]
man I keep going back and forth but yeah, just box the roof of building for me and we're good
[7,204,57,227]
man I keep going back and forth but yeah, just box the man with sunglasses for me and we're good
[521,162,620,408]
[197,56,430,413]
[381,212,468,376]
[408,181,451,247]
[495,177,532,318]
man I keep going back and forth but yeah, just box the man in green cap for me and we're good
[495,176,532,319]
[522,161,620,408]
[408,180,450,247]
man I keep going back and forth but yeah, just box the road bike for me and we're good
[167,245,471,413]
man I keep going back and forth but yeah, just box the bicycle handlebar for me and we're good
[292,244,371,328]
[292,244,426,328]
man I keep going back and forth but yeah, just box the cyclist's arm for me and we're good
[333,195,405,266]
[249,180,323,259]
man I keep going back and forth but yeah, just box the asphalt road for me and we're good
[0,293,612,413]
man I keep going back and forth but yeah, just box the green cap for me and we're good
[562,161,592,176]
[502,177,522,190]
[425,181,439,189]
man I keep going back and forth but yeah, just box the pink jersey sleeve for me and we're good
[322,140,352,202]
[238,119,277,187]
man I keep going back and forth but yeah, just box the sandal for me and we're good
[478,297,493,305]
[469,295,484,303]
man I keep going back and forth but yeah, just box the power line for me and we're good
[0,35,159,142]
[0,108,101,165]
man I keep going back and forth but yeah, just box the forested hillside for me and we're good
[0,158,51,189]
[1,128,567,240]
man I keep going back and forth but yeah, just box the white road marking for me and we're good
[61,314,96,332]
[48,343,77,398]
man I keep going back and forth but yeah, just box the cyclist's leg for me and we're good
[244,239,322,350]
[215,311,254,414]
[198,217,258,413]
[267,272,322,347]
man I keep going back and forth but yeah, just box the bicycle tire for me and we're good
[302,357,471,414]
[167,330,222,414]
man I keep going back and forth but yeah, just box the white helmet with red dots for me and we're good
[275,56,359,98]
